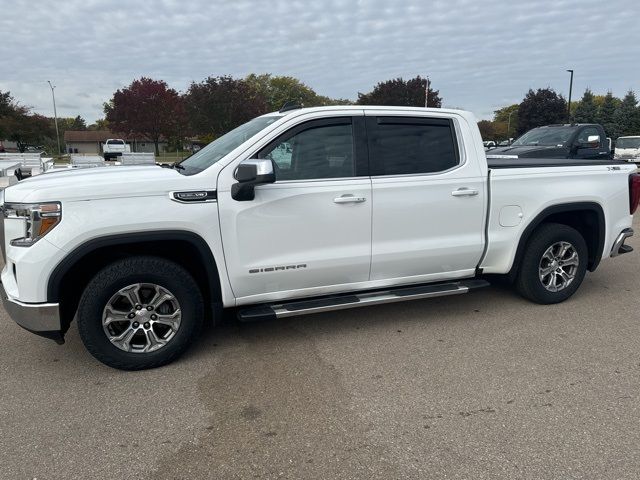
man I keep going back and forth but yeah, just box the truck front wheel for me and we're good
[515,223,588,304]
[77,256,204,370]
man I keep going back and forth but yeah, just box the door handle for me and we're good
[451,188,479,197]
[334,195,366,204]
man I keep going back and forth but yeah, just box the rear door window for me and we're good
[366,117,460,176]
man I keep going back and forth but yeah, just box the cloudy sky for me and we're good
[1,0,638,123]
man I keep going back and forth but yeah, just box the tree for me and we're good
[356,76,442,107]
[0,90,14,119]
[597,91,621,138]
[88,118,110,131]
[477,120,497,140]
[573,88,598,123]
[612,90,640,138]
[2,113,54,152]
[0,90,55,151]
[105,77,187,155]
[516,88,567,135]
[184,76,268,139]
[493,104,519,139]
[245,74,345,111]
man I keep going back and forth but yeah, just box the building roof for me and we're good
[64,130,118,142]
[63,130,163,143]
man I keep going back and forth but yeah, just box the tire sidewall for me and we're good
[519,225,588,304]
[77,258,203,369]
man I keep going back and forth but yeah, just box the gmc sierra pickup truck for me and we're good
[1,106,638,370]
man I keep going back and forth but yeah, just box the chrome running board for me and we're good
[237,279,489,322]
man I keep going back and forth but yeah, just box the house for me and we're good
[63,131,168,154]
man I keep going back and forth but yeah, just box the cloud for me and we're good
[1,0,638,122]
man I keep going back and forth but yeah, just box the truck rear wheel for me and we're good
[515,223,588,304]
[77,256,204,370]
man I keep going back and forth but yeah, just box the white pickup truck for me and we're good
[101,138,131,161]
[1,106,638,370]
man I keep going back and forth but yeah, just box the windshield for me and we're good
[511,126,576,147]
[617,137,640,149]
[178,116,282,175]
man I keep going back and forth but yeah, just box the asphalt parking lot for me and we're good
[1,216,639,480]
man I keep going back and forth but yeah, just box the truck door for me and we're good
[366,113,486,283]
[573,126,608,159]
[217,115,372,302]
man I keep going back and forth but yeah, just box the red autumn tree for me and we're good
[105,77,187,155]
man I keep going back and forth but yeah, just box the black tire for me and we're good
[77,256,204,370]
[515,223,588,304]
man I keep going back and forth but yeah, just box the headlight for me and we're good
[2,202,61,247]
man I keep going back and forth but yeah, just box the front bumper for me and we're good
[0,280,64,343]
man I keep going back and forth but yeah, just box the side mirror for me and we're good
[577,135,600,149]
[232,159,275,201]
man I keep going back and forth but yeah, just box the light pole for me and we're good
[507,109,515,141]
[47,80,61,155]
[566,69,574,123]
[424,76,430,108]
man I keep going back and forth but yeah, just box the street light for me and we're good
[47,80,61,155]
[566,69,574,123]
[507,109,515,140]
[424,76,430,108]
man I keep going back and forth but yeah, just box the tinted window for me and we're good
[368,117,459,175]
[260,122,354,181]
[577,126,601,144]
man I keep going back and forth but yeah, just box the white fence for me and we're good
[120,152,156,165]
[70,155,105,167]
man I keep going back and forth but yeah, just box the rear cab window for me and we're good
[366,117,460,176]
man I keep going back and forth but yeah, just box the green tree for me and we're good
[493,104,519,139]
[244,74,347,111]
[356,76,442,107]
[88,118,110,131]
[597,91,622,138]
[2,113,54,152]
[477,120,497,141]
[612,90,640,138]
[0,90,55,151]
[516,88,567,135]
[573,88,598,123]
[184,75,267,139]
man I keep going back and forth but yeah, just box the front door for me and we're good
[218,115,372,303]
[573,126,607,159]
[366,113,486,283]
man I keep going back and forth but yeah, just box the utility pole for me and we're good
[566,69,574,123]
[424,76,430,108]
[47,80,61,155]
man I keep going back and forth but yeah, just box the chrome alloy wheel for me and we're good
[102,283,182,353]
[538,241,579,292]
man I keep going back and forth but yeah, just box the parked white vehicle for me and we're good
[101,139,131,161]
[615,136,640,162]
[1,106,638,370]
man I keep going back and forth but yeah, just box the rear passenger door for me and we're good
[366,113,486,283]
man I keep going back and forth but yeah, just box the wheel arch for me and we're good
[47,231,223,333]
[508,202,605,279]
